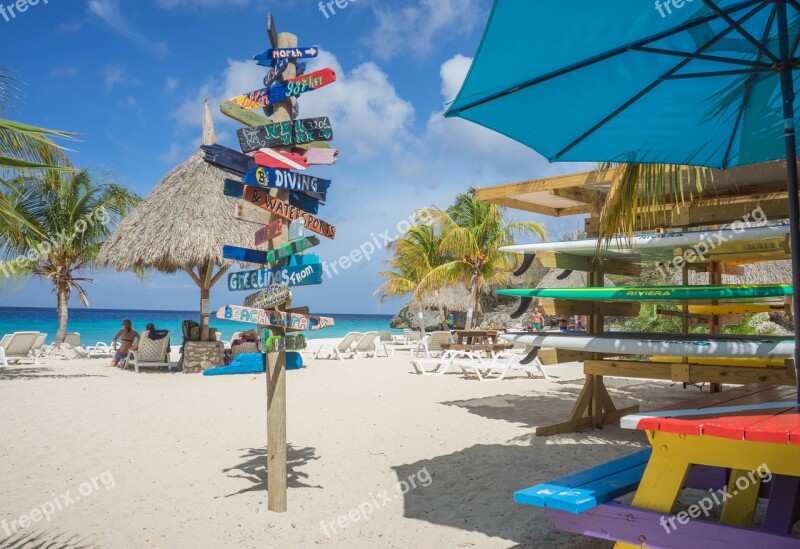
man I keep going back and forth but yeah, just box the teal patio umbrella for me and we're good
[446,0,800,393]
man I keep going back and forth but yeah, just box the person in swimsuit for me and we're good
[110,319,140,367]
[529,307,545,332]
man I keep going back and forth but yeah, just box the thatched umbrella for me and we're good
[98,100,255,341]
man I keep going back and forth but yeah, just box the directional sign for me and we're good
[235,201,272,226]
[237,117,333,152]
[255,46,319,64]
[255,219,283,246]
[224,237,321,266]
[254,149,309,171]
[243,284,291,309]
[224,181,336,239]
[202,144,254,176]
[296,147,338,166]
[217,306,334,331]
[228,264,323,291]
[289,218,306,241]
[264,334,307,352]
[229,69,335,110]
[242,167,331,194]
[289,194,318,215]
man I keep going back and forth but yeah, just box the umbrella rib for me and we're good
[663,67,773,78]
[723,3,778,168]
[448,0,763,115]
[632,46,771,68]
[554,3,766,161]
[703,0,779,63]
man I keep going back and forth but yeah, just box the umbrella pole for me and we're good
[777,0,800,401]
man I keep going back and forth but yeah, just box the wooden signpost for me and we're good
[254,219,283,246]
[228,263,323,291]
[215,14,336,513]
[224,181,336,239]
[224,237,320,265]
[217,305,334,331]
[243,284,291,309]
[237,117,333,152]
[254,149,309,171]
[241,167,331,195]
[229,69,335,110]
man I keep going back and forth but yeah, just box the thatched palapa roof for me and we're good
[98,100,257,274]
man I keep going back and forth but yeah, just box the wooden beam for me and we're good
[537,299,640,317]
[657,309,743,326]
[489,197,564,216]
[534,251,641,277]
[585,360,796,385]
[184,267,203,287]
[585,197,789,233]
[477,168,617,202]
[686,263,745,277]
[209,264,231,288]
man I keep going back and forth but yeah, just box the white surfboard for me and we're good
[501,224,790,263]
[500,332,795,359]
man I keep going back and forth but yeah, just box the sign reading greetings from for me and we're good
[228,264,323,291]
[237,117,333,152]
[217,305,334,331]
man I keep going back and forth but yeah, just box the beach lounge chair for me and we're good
[64,333,81,348]
[31,333,47,357]
[231,339,260,357]
[353,332,380,358]
[223,332,243,350]
[0,332,40,366]
[410,350,479,375]
[314,332,361,360]
[87,342,114,358]
[413,331,453,358]
[125,330,171,373]
[457,351,549,381]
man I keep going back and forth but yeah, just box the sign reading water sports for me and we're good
[243,167,331,194]
[245,186,336,239]
[217,305,334,331]
[237,117,333,152]
[243,284,291,309]
[228,264,322,291]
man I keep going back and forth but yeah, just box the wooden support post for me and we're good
[709,262,723,394]
[265,20,295,513]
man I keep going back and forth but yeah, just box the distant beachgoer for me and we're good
[576,319,586,331]
[559,316,569,331]
[447,312,455,328]
[530,307,545,332]
[110,319,140,367]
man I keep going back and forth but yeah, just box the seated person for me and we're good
[133,323,171,353]
[558,316,569,332]
[110,319,140,367]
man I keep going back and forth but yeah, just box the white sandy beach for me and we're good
[0,340,700,548]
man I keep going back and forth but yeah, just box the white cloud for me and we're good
[363,0,484,61]
[160,143,185,164]
[156,0,250,7]
[50,66,78,79]
[165,77,180,94]
[103,64,141,91]
[117,96,138,109]
[88,0,168,57]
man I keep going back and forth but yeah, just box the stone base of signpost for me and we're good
[182,341,225,373]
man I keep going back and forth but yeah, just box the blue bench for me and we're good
[514,448,651,514]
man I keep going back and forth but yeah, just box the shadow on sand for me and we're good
[0,528,96,549]
[0,367,107,381]
[221,445,322,497]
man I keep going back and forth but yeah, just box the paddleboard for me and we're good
[497,284,793,302]
[502,224,790,265]
[688,303,789,315]
[500,332,795,359]
[650,356,787,368]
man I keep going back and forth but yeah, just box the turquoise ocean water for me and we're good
[0,307,399,345]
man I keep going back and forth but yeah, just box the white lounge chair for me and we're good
[224,332,243,350]
[31,333,47,357]
[458,351,549,381]
[410,349,479,375]
[353,332,379,358]
[0,332,40,366]
[87,342,114,358]
[64,333,81,348]
[125,330,171,373]
[314,332,361,360]
[231,339,260,357]
[413,331,453,358]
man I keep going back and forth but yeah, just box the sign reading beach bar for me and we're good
[228,264,322,291]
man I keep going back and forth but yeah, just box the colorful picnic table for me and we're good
[516,384,800,548]
[615,384,800,548]
[453,329,500,345]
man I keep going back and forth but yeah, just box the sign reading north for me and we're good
[228,264,323,291]
[254,46,319,64]
[217,305,334,331]
[242,167,331,194]
[237,117,333,152]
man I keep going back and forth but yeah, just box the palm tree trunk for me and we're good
[435,290,446,328]
[465,276,479,330]
[417,303,426,335]
[55,285,69,344]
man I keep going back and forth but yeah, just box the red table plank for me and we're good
[745,408,800,444]
[701,387,798,440]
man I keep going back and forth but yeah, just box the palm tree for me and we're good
[375,224,445,332]
[0,170,140,343]
[421,188,548,329]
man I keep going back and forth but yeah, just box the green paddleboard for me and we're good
[497,284,793,302]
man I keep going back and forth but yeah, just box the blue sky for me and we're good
[0,0,587,314]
